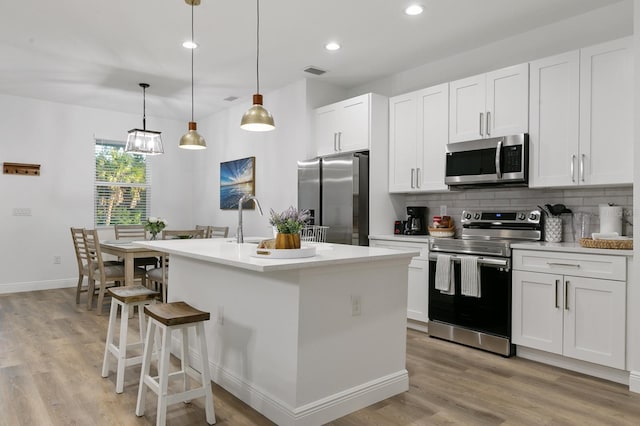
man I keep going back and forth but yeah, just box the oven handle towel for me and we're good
[461,256,482,298]
[435,254,455,295]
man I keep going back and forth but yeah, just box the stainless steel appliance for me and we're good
[445,133,529,188]
[428,209,542,356]
[297,152,369,245]
[405,206,427,235]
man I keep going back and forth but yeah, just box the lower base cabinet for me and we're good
[512,268,626,369]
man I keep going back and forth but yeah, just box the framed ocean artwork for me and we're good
[220,156,256,209]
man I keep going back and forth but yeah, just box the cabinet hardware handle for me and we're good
[411,168,415,188]
[555,279,559,308]
[547,262,581,268]
[486,111,491,136]
[565,280,569,310]
[580,154,585,182]
[479,112,484,136]
[333,133,337,152]
[571,155,576,182]
[338,132,342,151]
[416,168,421,188]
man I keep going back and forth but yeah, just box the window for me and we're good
[94,139,151,226]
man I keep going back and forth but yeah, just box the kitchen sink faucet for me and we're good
[237,194,263,243]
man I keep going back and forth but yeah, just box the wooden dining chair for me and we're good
[70,227,122,305]
[114,224,158,269]
[211,226,229,238]
[146,229,206,301]
[195,225,212,238]
[83,228,147,314]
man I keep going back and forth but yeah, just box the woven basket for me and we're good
[579,238,633,250]
[428,226,455,238]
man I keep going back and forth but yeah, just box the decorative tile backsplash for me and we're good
[403,186,633,242]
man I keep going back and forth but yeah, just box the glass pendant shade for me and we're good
[179,121,207,149]
[241,94,275,132]
[125,129,164,155]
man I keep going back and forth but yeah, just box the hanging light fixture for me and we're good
[179,0,207,149]
[125,83,164,155]
[240,0,275,132]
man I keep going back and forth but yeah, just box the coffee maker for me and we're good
[405,206,428,235]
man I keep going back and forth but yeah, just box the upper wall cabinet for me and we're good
[529,37,633,187]
[314,93,383,157]
[449,63,529,143]
[389,83,449,192]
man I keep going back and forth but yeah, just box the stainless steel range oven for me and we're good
[428,209,541,357]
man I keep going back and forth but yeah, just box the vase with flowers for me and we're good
[144,217,167,240]
[268,206,310,249]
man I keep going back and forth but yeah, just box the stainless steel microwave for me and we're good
[445,134,529,188]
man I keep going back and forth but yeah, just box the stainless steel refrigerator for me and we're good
[297,152,369,245]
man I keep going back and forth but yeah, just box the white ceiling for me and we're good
[0,0,624,121]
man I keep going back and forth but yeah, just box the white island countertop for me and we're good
[135,237,419,272]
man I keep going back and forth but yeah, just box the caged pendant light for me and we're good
[240,0,275,132]
[179,0,207,150]
[125,83,164,155]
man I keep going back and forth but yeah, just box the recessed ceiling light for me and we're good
[325,42,341,51]
[182,40,198,49]
[405,4,424,16]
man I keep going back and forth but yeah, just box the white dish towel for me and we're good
[435,254,455,295]
[461,256,481,298]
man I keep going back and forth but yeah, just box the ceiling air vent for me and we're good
[303,66,327,76]
[224,96,239,102]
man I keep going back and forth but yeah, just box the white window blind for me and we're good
[94,139,151,226]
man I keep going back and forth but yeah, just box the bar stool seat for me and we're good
[102,285,160,393]
[136,301,216,425]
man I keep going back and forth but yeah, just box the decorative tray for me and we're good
[428,226,456,238]
[579,238,633,250]
[250,246,317,259]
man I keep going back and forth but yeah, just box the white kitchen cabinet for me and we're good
[529,37,632,187]
[449,63,528,143]
[368,237,429,325]
[388,83,448,192]
[512,250,626,369]
[314,93,382,157]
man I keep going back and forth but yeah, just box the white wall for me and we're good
[0,94,193,291]
[192,80,312,238]
[348,1,633,98]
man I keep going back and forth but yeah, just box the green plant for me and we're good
[144,217,167,237]
[269,206,310,234]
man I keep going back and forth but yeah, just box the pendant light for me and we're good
[240,0,275,132]
[179,0,207,150]
[125,83,164,155]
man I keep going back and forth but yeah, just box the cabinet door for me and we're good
[417,83,449,191]
[315,105,339,157]
[512,270,563,354]
[449,74,485,142]
[407,258,429,323]
[389,93,418,192]
[485,63,529,137]
[338,94,370,153]
[579,37,633,185]
[529,51,580,188]
[563,276,626,369]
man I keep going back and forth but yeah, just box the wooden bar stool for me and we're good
[136,302,216,425]
[101,285,160,394]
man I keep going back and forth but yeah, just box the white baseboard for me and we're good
[517,346,629,386]
[172,336,409,425]
[629,371,640,393]
[0,278,76,294]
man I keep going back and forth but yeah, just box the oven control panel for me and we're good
[461,209,541,226]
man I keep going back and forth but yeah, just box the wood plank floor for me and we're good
[1,288,640,425]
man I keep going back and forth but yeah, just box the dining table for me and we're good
[100,240,164,286]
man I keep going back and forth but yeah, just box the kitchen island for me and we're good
[135,238,418,426]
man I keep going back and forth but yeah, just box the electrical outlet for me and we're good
[440,205,447,216]
[53,256,61,264]
[217,305,224,325]
[12,208,32,216]
[351,295,361,316]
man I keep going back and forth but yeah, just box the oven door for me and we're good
[428,253,512,338]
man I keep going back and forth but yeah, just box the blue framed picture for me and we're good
[220,156,256,209]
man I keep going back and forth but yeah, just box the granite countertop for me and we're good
[511,241,633,257]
